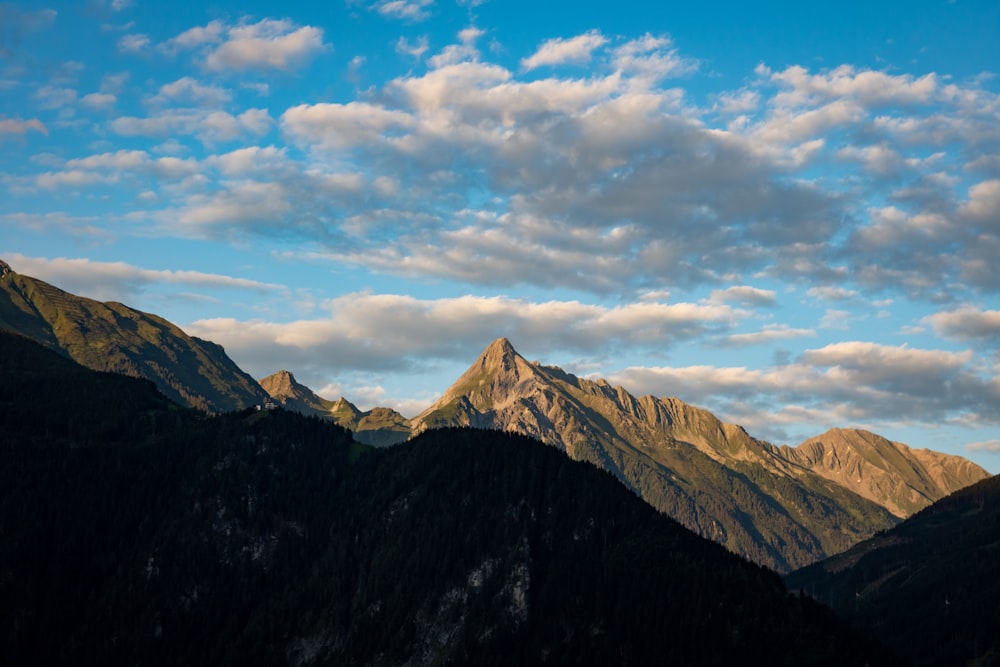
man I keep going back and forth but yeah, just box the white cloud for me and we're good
[112,108,272,145]
[184,292,745,381]
[608,340,998,441]
[806,286,858,301]
[521,30,607,71]
[203,19,327,72]
[396,35,429,59]
[161,20,225,54]
[373,0,435,21]
[80,92,116,111]
[724,324,815,347]
[117,33,150,53]
[4,254,286,303]
[924,306,1000,342]
[960,179,1000,221]
[150,77,231,107]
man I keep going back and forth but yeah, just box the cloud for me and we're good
[80,92,116,111]
[202,19,327,72]
[708,285,777,306]
[112,108,272,146]
[161,20,224,54]
[521,30,607,71]
[396,35,429,59]
[724,324,815,347]
[0,117,47,136]
[608,340,999,442]
[184,292,745,381]
[5,254,286,303]
[150,77,231,107]
[373,0,435,21]
[117,33,150,53]
[924,306,1000,342]
[967,439,1000,453]
[33,85,77,109]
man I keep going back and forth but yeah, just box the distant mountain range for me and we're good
[0,260,265,412]
[0,332,898,666]
[0,260,989,573]
[786,473,1000,666]
[259,369,409,446]
[264,337,990,572]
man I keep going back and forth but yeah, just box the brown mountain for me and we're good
[260,369,409,446]
[408,338,989,572]
[778,428,990,517]
[0,259,266,413]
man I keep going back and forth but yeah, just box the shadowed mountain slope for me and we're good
[408,338,988,572]
[0,260,266,412]
[0,337,899,666]
[786,474,1000,667]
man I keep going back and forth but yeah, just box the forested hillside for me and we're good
[0,334,898,666]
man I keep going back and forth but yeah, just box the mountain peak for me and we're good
[479,337,519,367]
[0,259,13,277]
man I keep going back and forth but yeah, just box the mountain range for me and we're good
[0,260,989,573]
[0,332,899,666]
[264,337,989,572]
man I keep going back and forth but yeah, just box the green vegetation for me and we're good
[0,334,899,666]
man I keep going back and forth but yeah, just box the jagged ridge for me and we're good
[407,338,990,572]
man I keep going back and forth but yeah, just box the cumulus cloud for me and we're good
[521,30,607,71]
[202,19,327,72]
[112,108,273,145]
[150,77,231,107]
[924,306,1000,342]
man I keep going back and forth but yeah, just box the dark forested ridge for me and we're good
[786,473,1000,667]
[0,334,899,666]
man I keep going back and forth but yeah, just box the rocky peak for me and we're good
[478,337,519,372]
[0,260,13,277]
[259,370,300,397]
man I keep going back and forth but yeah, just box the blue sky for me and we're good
[3,0,1000,470]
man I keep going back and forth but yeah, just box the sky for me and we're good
[2,0,1000,471]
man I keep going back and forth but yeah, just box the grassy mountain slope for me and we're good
[0,336,899,666]
[0,261,266,412]
[786,474,1000,667]
[408,338,988,572]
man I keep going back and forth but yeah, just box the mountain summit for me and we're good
[410,338,989,572]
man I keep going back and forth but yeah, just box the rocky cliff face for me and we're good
[408,338,990,572]
[0,262,266,412]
